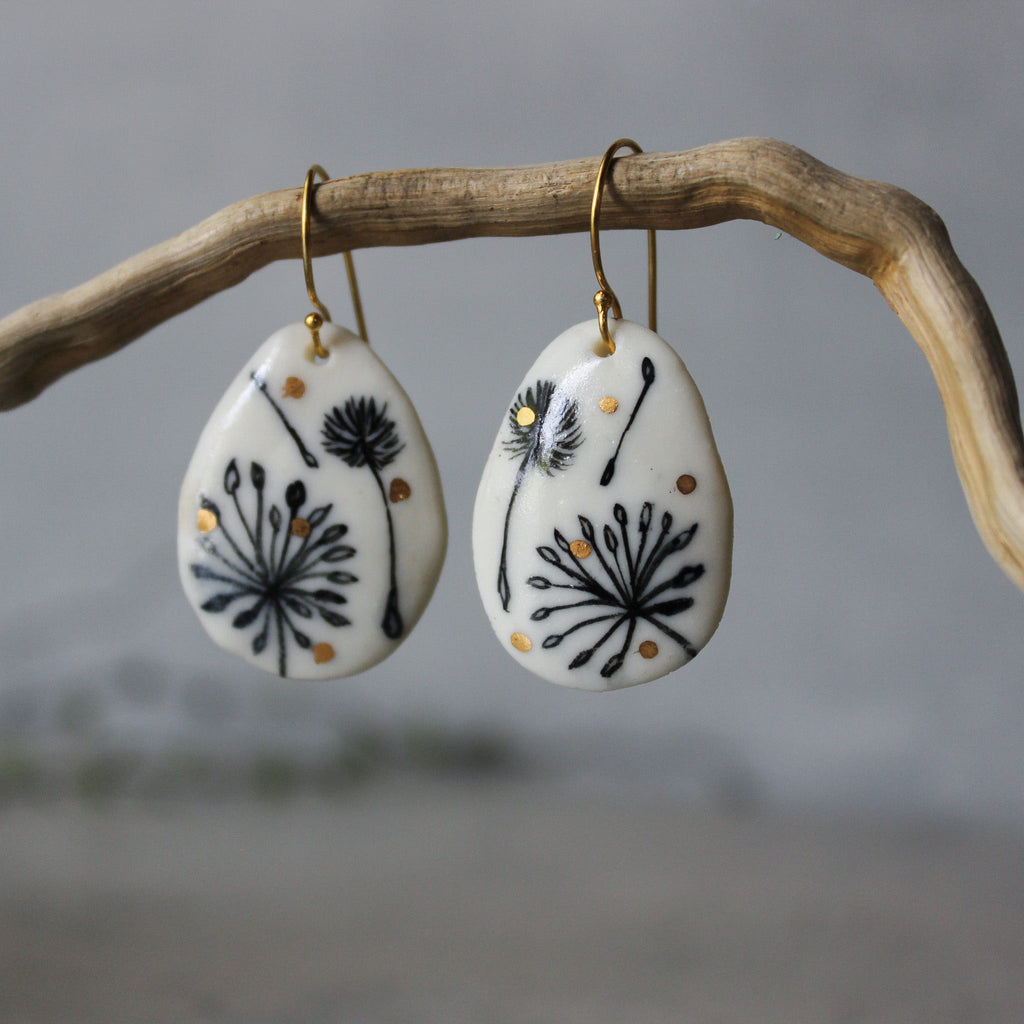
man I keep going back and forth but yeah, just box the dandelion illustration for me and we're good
[191,459,357,677]
[527,502,704,678]
[322,396,406,638]
[600,356,656,486]
[496,379,584,611]
[251,371,319,467]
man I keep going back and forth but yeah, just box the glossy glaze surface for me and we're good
[473,319,731,690]
[179,323,446,678]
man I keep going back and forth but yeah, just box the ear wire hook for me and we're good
[590,139,657,355]
[301,164,369,358]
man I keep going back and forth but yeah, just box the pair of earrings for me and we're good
[178,143,733,691]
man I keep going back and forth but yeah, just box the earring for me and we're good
[178,165,446,679]
[473,140,732,691]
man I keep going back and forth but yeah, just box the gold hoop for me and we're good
[590,139,657,355]
[301,164,369,357]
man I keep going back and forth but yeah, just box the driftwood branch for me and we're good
[2,137,1023,593]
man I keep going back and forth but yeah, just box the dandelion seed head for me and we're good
[526,502,703,677]
[322,396,404,472]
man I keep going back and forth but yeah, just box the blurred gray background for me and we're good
[1,0,1022,820]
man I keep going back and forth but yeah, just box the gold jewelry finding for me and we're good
[589,139,657,355]
[300,164,369,357]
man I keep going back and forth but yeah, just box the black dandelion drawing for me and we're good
[496,379,584,611]
[600,356,656,486]
[527,502,705,678]
[191,459,357,677]
[322,396,406,638]
[251,370,319,468]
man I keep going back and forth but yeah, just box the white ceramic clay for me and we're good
[473,318,732,690]
[179,322,446,679]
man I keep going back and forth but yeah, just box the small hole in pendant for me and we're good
[306,341,332,364]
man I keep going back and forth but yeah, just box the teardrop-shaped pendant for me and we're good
[472,318,731,690]
[178,322,446,679]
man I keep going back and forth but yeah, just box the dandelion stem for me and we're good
[497,456,529,611]
[275,605,287,676]
[600,357,656,487]
[370,464,403,638]
[251,372,319,468]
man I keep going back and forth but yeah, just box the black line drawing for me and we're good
[600,356,656,486]
[251,371,319,468]
[497,379,584,611]
[527,502,704,679]
[191,459,356,676]
[322,397,406,638]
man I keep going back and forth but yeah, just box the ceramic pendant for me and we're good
[473,318,731,691]
[178,322,446,679]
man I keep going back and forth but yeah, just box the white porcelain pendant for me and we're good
[178,322,446,679]
[473,318,731,690]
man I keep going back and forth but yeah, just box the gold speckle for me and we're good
[599,396,619,414]
[516,406,536,427]
[569,539,592,558]
[510,632,532,652]
[389,478,412,502]
[282,376,306,398]
[313,642,335,664]
[639,640,659,659]
[291,517,312,537]
[676,474,697,495]
[197,508,218,533]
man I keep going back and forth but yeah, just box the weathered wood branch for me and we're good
[1,138,1023,593]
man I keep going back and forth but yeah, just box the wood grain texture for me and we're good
[1,138,1022,592]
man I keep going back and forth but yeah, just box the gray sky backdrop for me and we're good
[1,0,1022,818]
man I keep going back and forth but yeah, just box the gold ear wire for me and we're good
[301,164,369,357]
[590,139,657,355]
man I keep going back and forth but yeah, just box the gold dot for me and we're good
[569,539,592,558]
[516,407,536,427]
[282,376,306,398]
[510,632,532,652]
[639,640,659,659]
[599,396,619,414]
[197,508,218,532]
[313,642,335,664]
[677,474,697,495]
[291,517,311,537]
[389,478,411,502]
[305,312,323,331]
